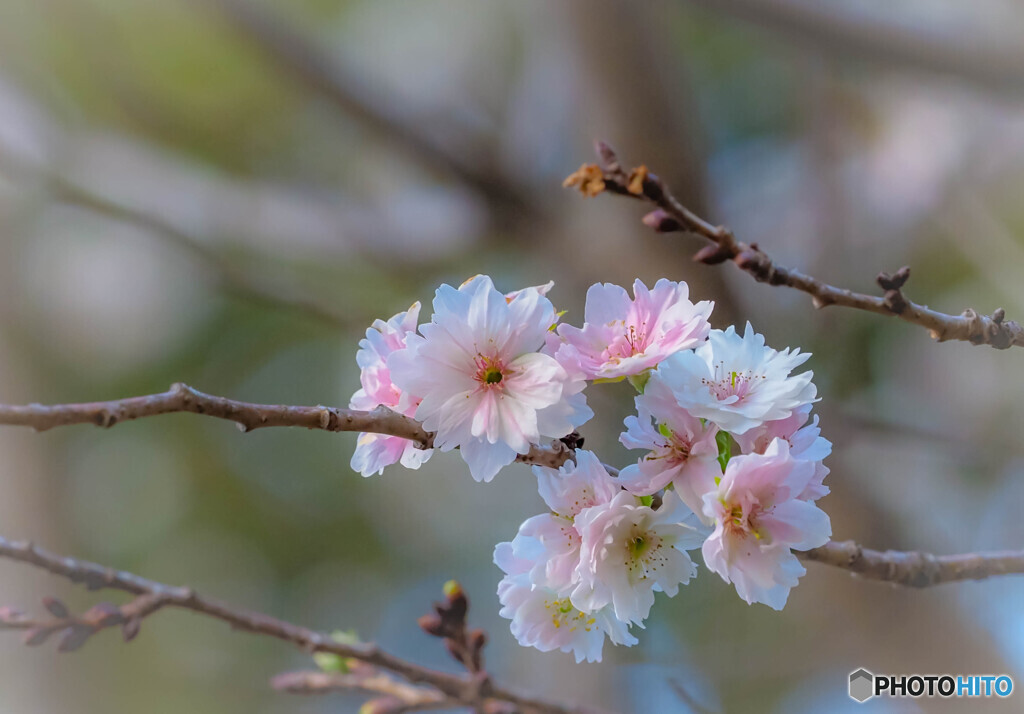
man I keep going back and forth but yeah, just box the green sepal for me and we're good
[627,370,651,393]
[715,430,733,470]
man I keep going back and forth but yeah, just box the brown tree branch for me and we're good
[799,540,1024,587]
[566,144,1024,349]
[0,592,167,652]
[272,668,452,712]
[0,536,606,714]
[0,382,574,469]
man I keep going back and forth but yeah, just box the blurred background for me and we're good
[0,0,1022,711]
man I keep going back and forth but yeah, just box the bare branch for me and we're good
[799,540,1024,587]
[566,144,1024,349]
[0,536,607,714]
[272,668,453,712]
[0,383,573,469]
[0,592,166,652]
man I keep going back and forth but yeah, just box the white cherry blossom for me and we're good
[656,323,817,434]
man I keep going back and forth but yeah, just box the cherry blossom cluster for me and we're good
[349,275,832,663]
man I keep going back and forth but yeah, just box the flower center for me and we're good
[628,534,649,559]
[544,597,596,632]
[654,423,692,464]
[483,368,503,384]
[624,527,666,582]
[722,501,770,542]
[704,361,764,402]
[473,355,507,388]
[623,325,645,353]
[604,321,648,362]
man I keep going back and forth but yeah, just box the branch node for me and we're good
[882,289,908,315]
[734,249,771,281]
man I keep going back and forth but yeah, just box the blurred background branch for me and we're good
[0,537,599,714]
[191,0,535,221]
[682,0,1024,98]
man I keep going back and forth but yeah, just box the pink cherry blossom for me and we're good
[388,275,592,482]
[571,490,703,625]
[656,323,817,435]
[551,279,713,381]
[618,373,721,518]
[701,438,831,610]
[536,450,621,518]
[519,451,620,592]
[349,303,432,476]
[732,403,831,500]
[494,534,636,663]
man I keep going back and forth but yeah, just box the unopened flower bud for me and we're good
[642,209,682,233]
[692,243,731,265]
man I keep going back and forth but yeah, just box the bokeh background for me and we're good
[0,1,1023,712]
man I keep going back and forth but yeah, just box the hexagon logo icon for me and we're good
[849,669,874,702]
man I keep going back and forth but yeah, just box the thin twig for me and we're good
[0,536,606,714]
[565,143,1024,349]
[0,383,574,469]
[799,540,1024,587]
[272,668,453,711]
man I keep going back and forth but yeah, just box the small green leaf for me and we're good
[313,630,361,673]
[313,651,346,673]
[639,495,654,507]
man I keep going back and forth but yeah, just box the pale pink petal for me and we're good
[460,438,517,483]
